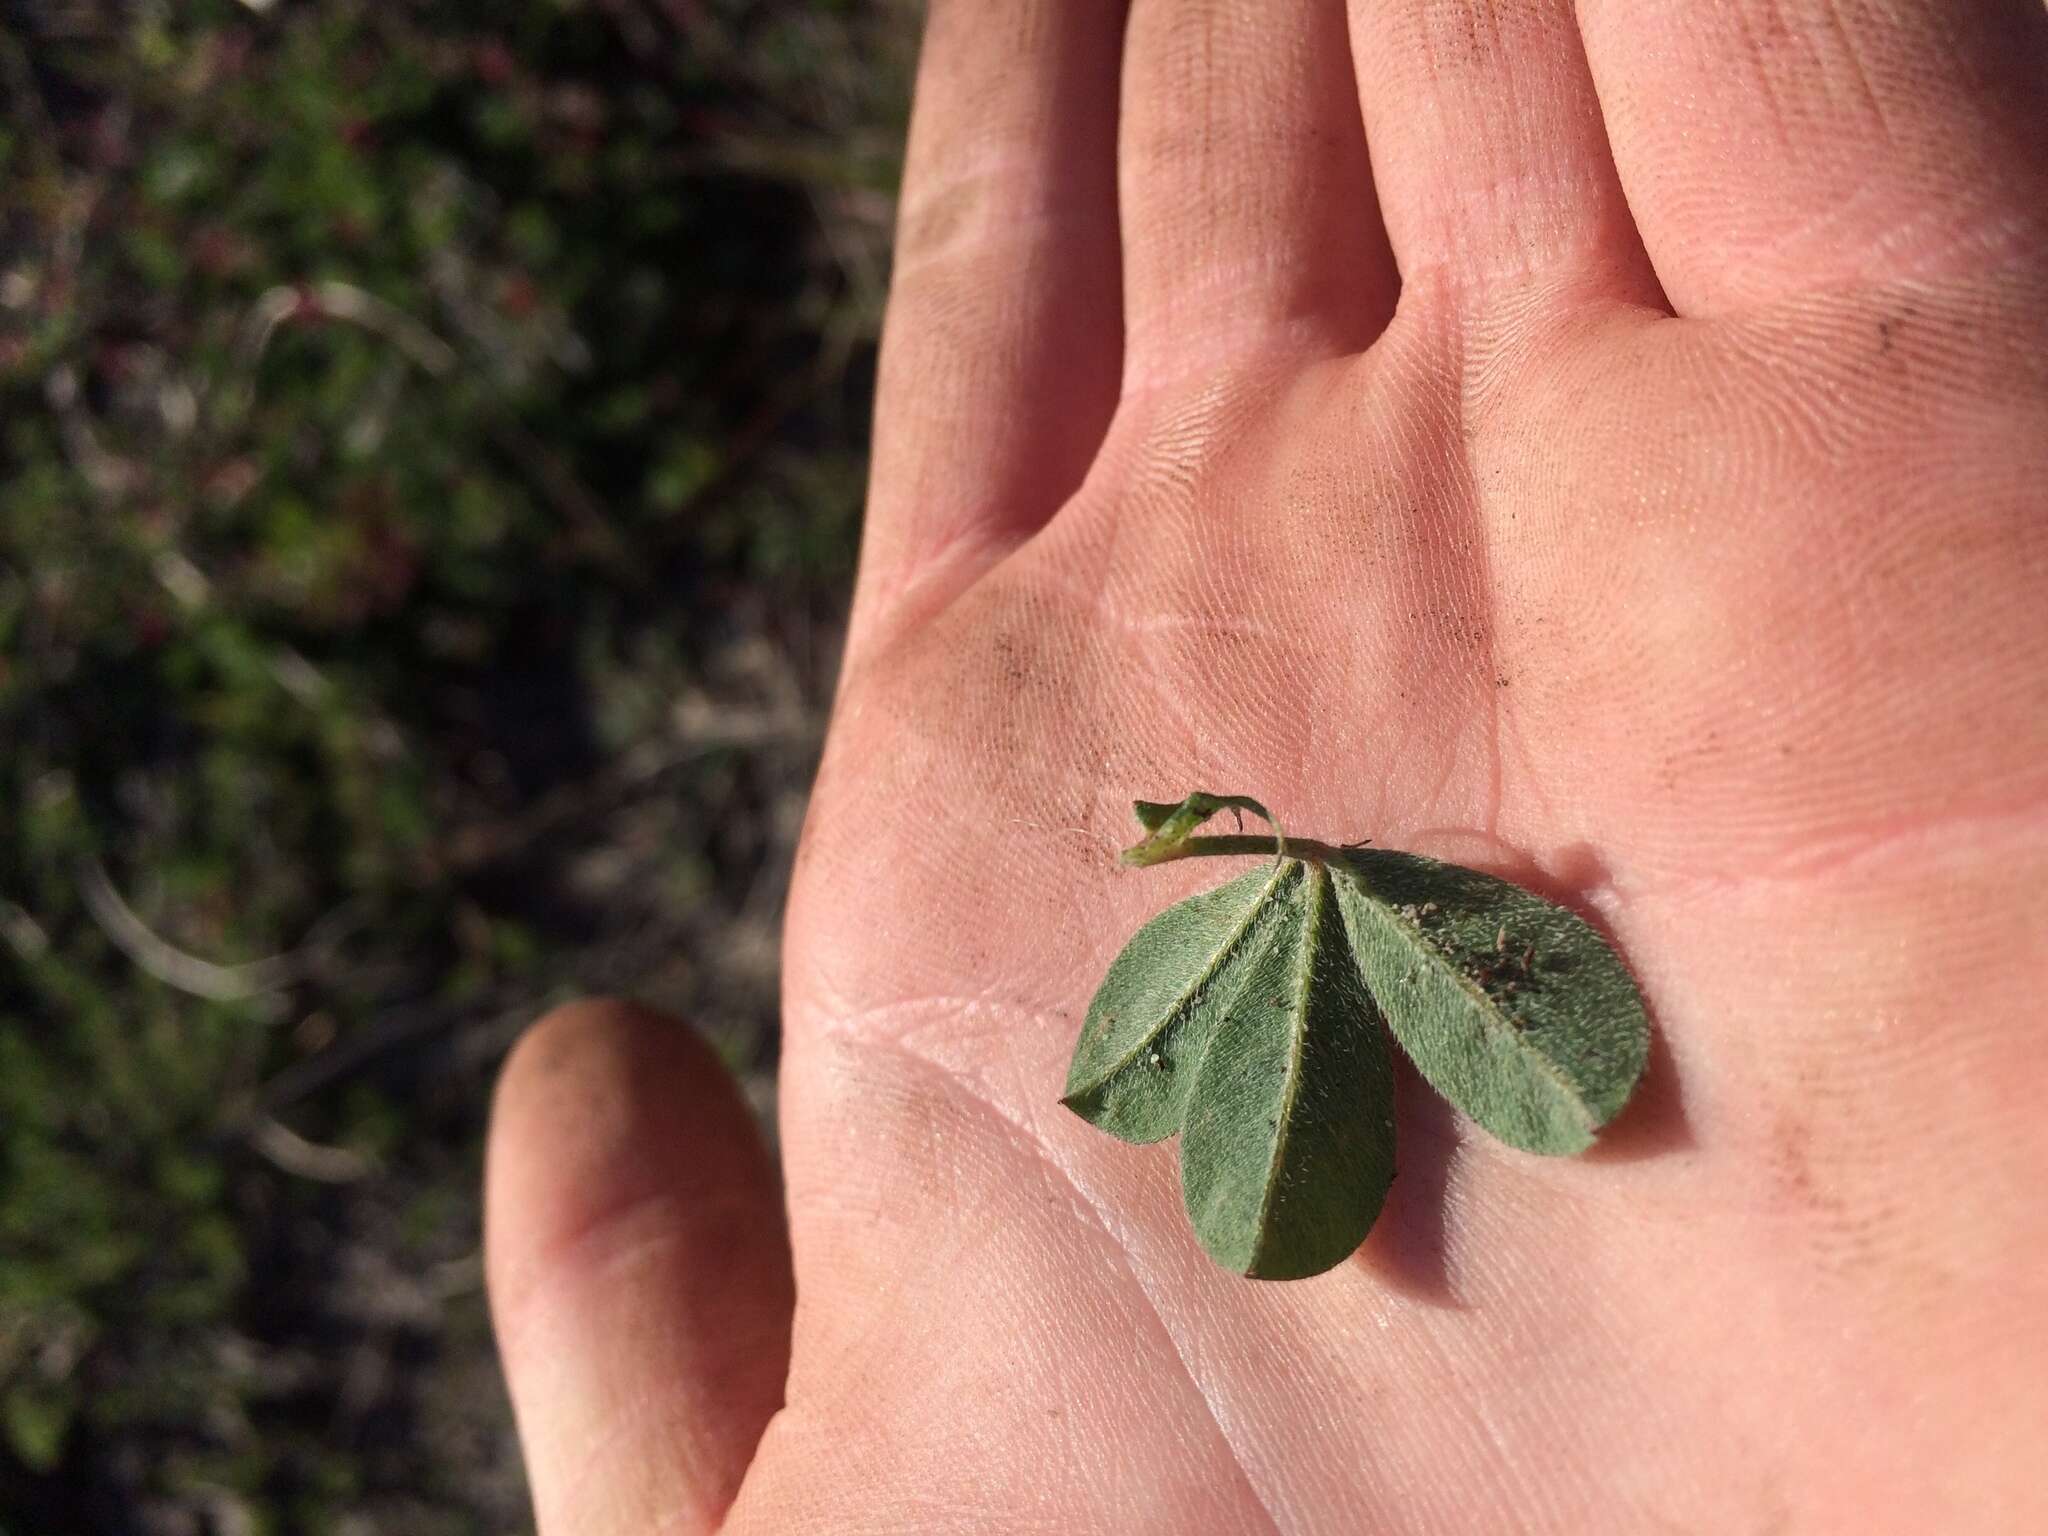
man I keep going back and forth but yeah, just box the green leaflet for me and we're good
[1180,862,1397,1279]
[1124,793,1280,867]
[1061,861,1306,1143]
[1332,850,1648,1156]
[1061,792,1652,1280]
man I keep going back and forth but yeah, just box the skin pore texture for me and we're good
[484,2,2048,1532]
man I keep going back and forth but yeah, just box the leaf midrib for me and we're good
[1249,864,1324,1270]
[1344,872,1593,1135]
[1087,859,1298,1088]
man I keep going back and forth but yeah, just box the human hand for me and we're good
[486,2,2048,1530]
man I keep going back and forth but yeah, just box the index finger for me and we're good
[848,0,1126,667]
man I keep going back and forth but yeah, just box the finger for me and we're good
[1577,0,2048,315]
[1119,0,1398,387]
[486,1001,792,1536]
[1346,0,1662,315]
[851,0,1125,659]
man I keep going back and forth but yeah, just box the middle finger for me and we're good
[1119,0,1400,390]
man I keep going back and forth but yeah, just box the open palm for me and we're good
[487,2,2048,1531]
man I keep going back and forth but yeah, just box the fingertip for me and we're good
[487,999,791,1536]
[487,999,715,1309]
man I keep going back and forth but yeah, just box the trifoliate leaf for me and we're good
[1179,860,1397,1280]
[1062,860,1306,1143]
[1061,793,1653,1281]
[1331,850,1648,1156]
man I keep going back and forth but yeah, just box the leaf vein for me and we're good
[1341,873,1593,1131]
[1085,860,1296,1088]
[1250,865,1323,1271]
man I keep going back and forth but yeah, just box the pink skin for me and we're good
[485,2,2048,1532]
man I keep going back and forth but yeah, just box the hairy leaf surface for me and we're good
[1062,860,1306,1143]
[1332,850,1649,1155]
[1179,862,1397,1280]
[1062,793,1654,1280]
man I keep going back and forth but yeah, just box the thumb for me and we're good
[486,1000,792,1536]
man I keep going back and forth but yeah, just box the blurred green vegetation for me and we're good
[0,2,910,1529]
